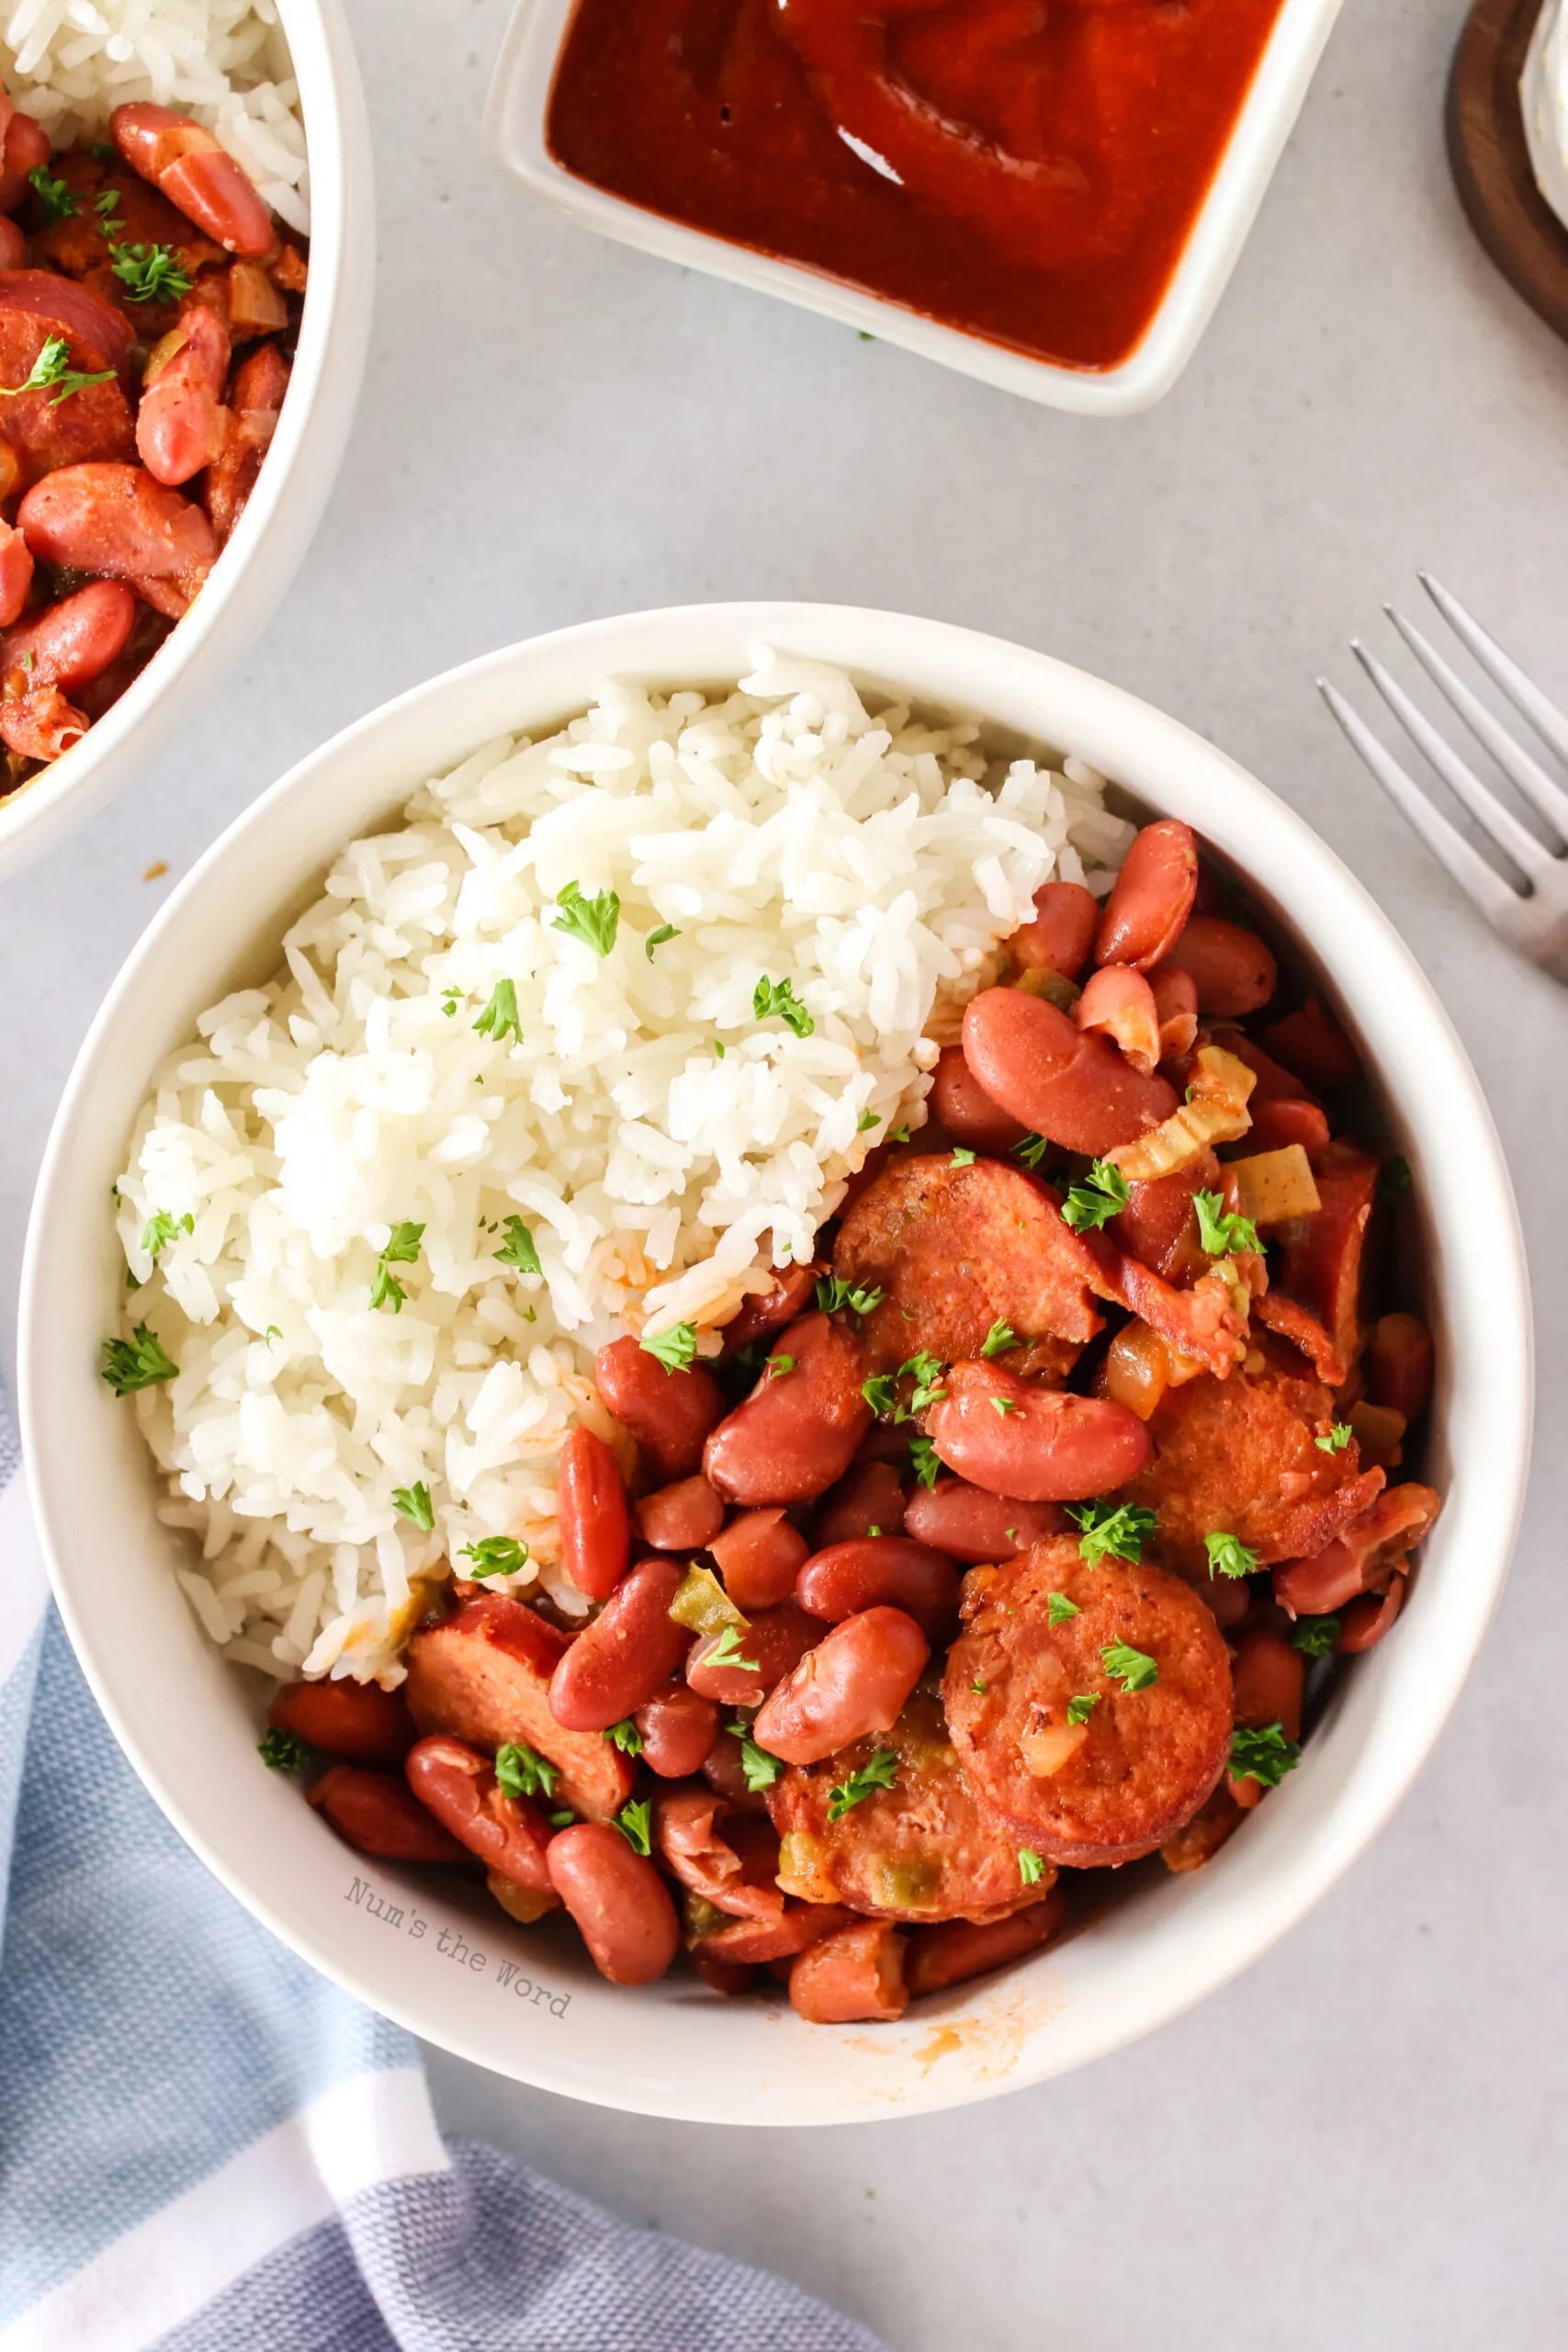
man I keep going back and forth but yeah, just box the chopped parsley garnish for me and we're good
[752,974,814,1036]
[640,1320,698,1373]
[494,1216,541,1274]
[257,1728,309,1773]
[857,1110,880,1133]
[614,1797,653,1855]
[645,923,679,958]
[890,1124,910,1144]
[440,984,462,1016]
[369,1221,424,1313]
[908,1434,942,1488]
[265,1326,282,1346]
[604,1717,644,1757]
[729,1722,783,1792]
[1291,1613,1341,1658]
[1315,1422,1353,1453]
[989,1394,1017,1416]
[1379,1155,1413,1200]
[971,1678,987,1694]
[1061,1159,1132,1232]
[713,1041,726,1059]
[1229,1720,1303,1788]
[704,1624,761,1674]
[1204,1530,1258,1580]
[1101,1640,1159,1692]
[28,165,79,220]
[1193,1189,1260,1258]
[863,1351,946,1419]
[101,1322,179,1395]
[1066,1499,1157,1567]
[392,1481,434,1532]
[828,1747,897,1822]
[141,1207,193,1261]
[1046,1590,1080,1627]
[863,1373,897,1415]
[0,331,115,406]
[815,1275,885,1317]
[494,1741,558,1802]
[980,1318,1016,1358]
[472,978,523,1046]
[765,1353,795,1379]
[94,188,125,231]
[547,1808,576,1828]
[1012,1131,1052,1170]
[461,1536,530,1578]
[552,880,620,956]
[1017,1848,1046,1886]
[1066,1692,1099,1725]
[950,1147,976,1167]
[109,240,192,303]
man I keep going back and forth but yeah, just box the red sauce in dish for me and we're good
[546,0,1288,374]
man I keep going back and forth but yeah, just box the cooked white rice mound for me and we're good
[2,0,308,233]
[114,655,1132,1686]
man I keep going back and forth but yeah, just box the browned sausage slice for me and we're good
[402,1593,633,1822]
[942,1538,1233,1865]
[1271,1141,1379,1372]
[767,1680,1048,1923]
[832,1153,1103,1377]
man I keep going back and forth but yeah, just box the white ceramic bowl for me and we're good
[0,0,376,881]
[487,0,1342,416]
[19,604,1530,2123]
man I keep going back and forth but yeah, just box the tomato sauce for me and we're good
[546,0,1288,374]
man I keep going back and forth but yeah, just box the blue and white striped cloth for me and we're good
[0,1418,883,2351]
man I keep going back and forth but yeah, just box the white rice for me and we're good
[113,655,1133,1686]
[2,0,308,233]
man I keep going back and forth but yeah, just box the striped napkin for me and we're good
[0,1417,883,2352]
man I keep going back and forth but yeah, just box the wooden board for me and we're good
[1448,0,1568,344]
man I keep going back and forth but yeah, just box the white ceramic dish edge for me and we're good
[485,0,1344,416]
[19,603,1530,2124]
[0,0,377,881]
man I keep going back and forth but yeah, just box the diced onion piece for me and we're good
[1104,1320,1170,1421]
[668,1563,748,1636]
[142,326,188,387]
[777,1830,840,1904]
[1019,1720,1089,1777]
[1228,1144,1322,1227]
[487,1870,559,1925]
[1105,1046,1257,1182]
[229,261,288,334]
[1348,1399,1405,1468]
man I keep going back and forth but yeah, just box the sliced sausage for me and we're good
[789,1919,908,2022]
[547,1556,692,1732]
[0,305,135,482]
[1272,1142,1379,1372]
[902,1479,1064,1563]
[795,1537,961,1639]
[752,1607,930,1765]
[904,1888,1066,1996]
[267,1674,413,1767]
[961,988,1179,1156]
[943,1539,1233,1865]
[708,1508,809,1611]
[925,1360,1150,1501]
[703,1312,871,1506]
[593,1333,726,1481]
[1094,820,1199,970]
[403,1592,633,1822]
[1272,1482,1440,1617]
[547,1822,680,1985]
[308,1765,463,1862]
[404,1734,554,1888]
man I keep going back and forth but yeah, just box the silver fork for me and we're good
[1319,576,1568,981]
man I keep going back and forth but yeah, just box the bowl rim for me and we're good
[18,602,1533,2122]
[0,0,376,881]
[485,0,1346,416]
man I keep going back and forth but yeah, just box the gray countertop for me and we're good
[5,1,1566,2344]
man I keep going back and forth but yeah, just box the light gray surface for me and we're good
[6,0,1567,2345]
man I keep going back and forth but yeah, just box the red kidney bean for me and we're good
[904,1889,1066,1996]
[718,1262,821,1356]
[1156,916,1277,1017]
[702,1904,851,1966]
[1246,1098,1331,1159]
[267,1676,413,1768]
[902,1479,1063,1563]
[1075,965,1160,1075]
[1150,965,1199,1057]
[593,1335,726,1480]
[752,1606,930,1765]
[925,1361,1150,1501]
[633,1474,724,1552]
[686,1601,821,1708]
[691,1946,759,1996]
[795,1537,961,1638]
[1366,1313,1434,1425]
[137,301,231,486]
[708,1509,809,1611]
[0,216,21,272]
[1011,879,1100,978]
[1229,1627,1304,1742]
[18,462,216,619]
[1273,1485,1438,1619]
[1257,994,1359,1091]
[0,102,51,212]
[404,1735,554,1888]
[1095,820,1198,969]
[547,1556,691,1731]
[1337,1579,1406,1652]
[929,1042,1027,1153]
[789,1919,908,2022]
[0,517,32,629]
[961,988,1177,1156]
[812,1460,908,1548]
[636,1682,720,1777]
[546,1822,680,1985]
[204,340,288,542]
[111,101,274,255]
[1197,1569,1251,1628]
[308,1766,463,1862]
[557,1425,630,1601]
[702,1726,772,1812]
[0,579,136,763]
[704,1313,872,1506]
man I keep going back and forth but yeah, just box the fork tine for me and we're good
[1419,573,1568,769]
[1317,679,1529,930]
[1349,639,1553,879]
[1384,605,1568,844]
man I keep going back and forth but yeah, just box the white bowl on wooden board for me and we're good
[0,0,376,881]
[19,603,1529,2122]
[486,0,1344,416]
